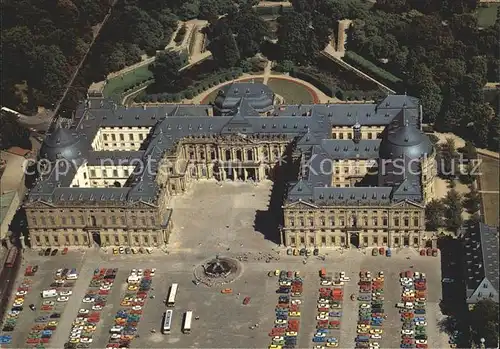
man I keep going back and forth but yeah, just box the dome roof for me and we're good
[39,128,89,163]
[214,82,274,113]
[379,122,433,159]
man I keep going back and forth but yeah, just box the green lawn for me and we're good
[201,78,265,104]
[477,4,499,27]
[103,65,153,100]
[266,78,316,104]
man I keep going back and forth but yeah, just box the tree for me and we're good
[425,199,446,231]
[443,189,463,233]
[209,31,241,68]
[439,138,459,177]
[463,187,481,214]
[276,11,318,65]
[149,50,184,89]
[470,300,499,348]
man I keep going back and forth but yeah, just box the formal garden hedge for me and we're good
[343,51,403,90]
[135,68,244,103]
[174,25,187,44]
[275,57,385,101]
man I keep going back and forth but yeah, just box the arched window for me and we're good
[247,149,253,161]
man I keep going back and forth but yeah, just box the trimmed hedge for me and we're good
[135,68,244,103]
[174,25,187,44]
[290,68,335,97]
[343,51,403,88]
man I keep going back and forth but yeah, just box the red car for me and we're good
[417,344,428,348]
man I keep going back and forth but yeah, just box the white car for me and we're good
[316,314,328,320]
[340,271,346,278]
[82,297,94,303]
[280,281,291,286]
[16,290,27,296]
[360,303,371,309]
[110,334,121,339]
[317,303,330,309]
[60,290,72,296]
[371,334,382,339]
[405,302,414,309]
[275,319,287,325]
[100,286,111,291]
[80,338,92,343]
[415,321,427,326]
[66,274,78,280]
[145,247,152,254]
[370,343,380,349]
[78,309,89,314]
[414,272,420,279]
[340,276,351,282]
[314,346,325,349]
[318,298,331,304]
[57,296,69,302]
[110,325,124,333]
[273,336,284,341]
[291,299,302,305]
[132,305,142,311]
[70,334,81,339]
[366,271,372,278]
[92,305,103,311]
[131,269,137,275]
[402,329,414,335]
[56,269,63,276]
[150,268,157,276]
[42,300,55,306]
[71,330,82,335]
[8,310,20,316]
[321,280,332,286]
[137,269,144,276]
[315,332,326,338]
[416,340,428,344]
[378,271,384,277]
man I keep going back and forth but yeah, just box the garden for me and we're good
[103,65,153,101]
[275,56,387,101]
[476,3,499,27]
[266,78,318,104]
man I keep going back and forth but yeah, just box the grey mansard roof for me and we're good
[27,84,427,207]
[214,82,275,114]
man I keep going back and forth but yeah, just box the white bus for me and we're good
[166,283,178,307]
[182,311,193,334]
[162,310,173,334]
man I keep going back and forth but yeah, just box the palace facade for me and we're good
[25,82,436,248]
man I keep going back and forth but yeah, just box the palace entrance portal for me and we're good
[91,231,101,247]
[349,232,359,248]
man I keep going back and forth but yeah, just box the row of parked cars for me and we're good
[105,268,155,349]
[112,247,153,255]
[356,270,385,349]
[398,270,428,349]
[65,268,118,349]
[26,268,78,348]
[313,269,345,348]
[268,270,302,349]
[2,266,41,338]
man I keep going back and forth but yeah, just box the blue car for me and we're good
[415,309,426,315]
[330,311,342,317]
[356,336,369,342]
[0,335,12,344]
[414,317,426,322]
[327,338,339,343]
[316,328,328,333]
[313,336,326,343]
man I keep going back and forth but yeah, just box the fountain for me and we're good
[194,255,242,286]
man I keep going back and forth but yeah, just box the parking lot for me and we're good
[1,183,450,348]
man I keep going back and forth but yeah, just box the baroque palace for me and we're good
[25,82,436,249]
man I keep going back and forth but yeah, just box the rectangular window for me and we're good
[404,217,409,227]
[103,134,108,141]
[413,237,418,245]
[290,237,296,245]
[105,235,110,243]
[347,133,352,139]
[340,236,345,244]
[144,236,149,244]
[363,236,368,244]
[413,217,419,226]
[339,133,344,139]
[300,236,305,244]
[90,169,96,177]
[394,217,400,226]
[53,235,59,244]
[62,217,67,225]
[83,235,88,243]
[321,236,326,244]
[368,133,372,139]
[309,236,314,244]
[111,134,116,141]
[289,217,295,227]
[152,236,158,244]
[44,235,50,243]
[113,169,118,177]
[114,235,119,244]
[120,134,124,141]
[383,236,388,244]
[35,235,41,244]
[394,237,400,245]
[139,134,144,140]
[65,235,70,244]
[134,236,140,244]
[332,133,337,139]
[74,235,79,245]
